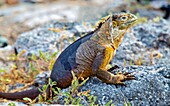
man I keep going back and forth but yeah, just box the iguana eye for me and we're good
[120,16,128,21]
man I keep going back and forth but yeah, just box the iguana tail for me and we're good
[0,88,40,100]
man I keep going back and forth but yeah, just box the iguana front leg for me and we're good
[92,51,135,85]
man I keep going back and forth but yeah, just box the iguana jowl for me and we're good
[0,13,137,100]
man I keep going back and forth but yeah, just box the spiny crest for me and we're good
[94,15,111,31]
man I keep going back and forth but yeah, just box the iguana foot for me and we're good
[111,71,135,85]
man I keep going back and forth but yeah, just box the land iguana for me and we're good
[0,13,137,100]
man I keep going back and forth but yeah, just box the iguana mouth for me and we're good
[126,15,138,25]
[119,17,137,30]
[128,14,138,24]
[113,15,137,40]
[127,18,137,24]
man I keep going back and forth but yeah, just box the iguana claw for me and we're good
[111,71,135,85]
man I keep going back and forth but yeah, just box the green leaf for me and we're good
[79,77,89,86]
[52,88,59,95]
[124,102,131,106]
[23,97,32,102]
[38,88,43,92]
[39,50,45,60]
[5,78,11,82]
[123,59,127,66]
[105,100,112,106]
[71,71,79,92]
[0,69,6,73]
[63,92,71,98]
[42,84,48,91]
[51,52,58,59]
[45,53,51,60]
[8,102,16,106]
[48,78,52,85]
[56,87,61,91]
[31,54,37,61]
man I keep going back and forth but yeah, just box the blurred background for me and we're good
[0,0,170,46]
[0,1,170,102]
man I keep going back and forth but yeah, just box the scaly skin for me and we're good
[0,13,137,100]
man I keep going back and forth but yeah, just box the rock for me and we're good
[0,45,15,72]
[14,21,94,56]
[0,35,8,48]
[0,101,26,106]
[80,64,170,106]
[113,19,170,66]
[34,71,50,86]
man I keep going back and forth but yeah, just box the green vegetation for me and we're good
[23,71,98,105]
[0,50,58,92]
[7,102,16,106]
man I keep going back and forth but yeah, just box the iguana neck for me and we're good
[91,21,127,49]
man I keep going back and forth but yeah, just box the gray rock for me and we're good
[35,71,51,86]
[15,21,94,56]
[0,101,27,106]
[80,64,170,106]
[14,20,95,86]
[113,19,170,66]
[0,35,8,48]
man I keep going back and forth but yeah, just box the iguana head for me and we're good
[111,13,137,30]
[108,13,137,41]
[92,13,137,46]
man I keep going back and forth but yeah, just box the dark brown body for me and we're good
[50,32,94,88]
